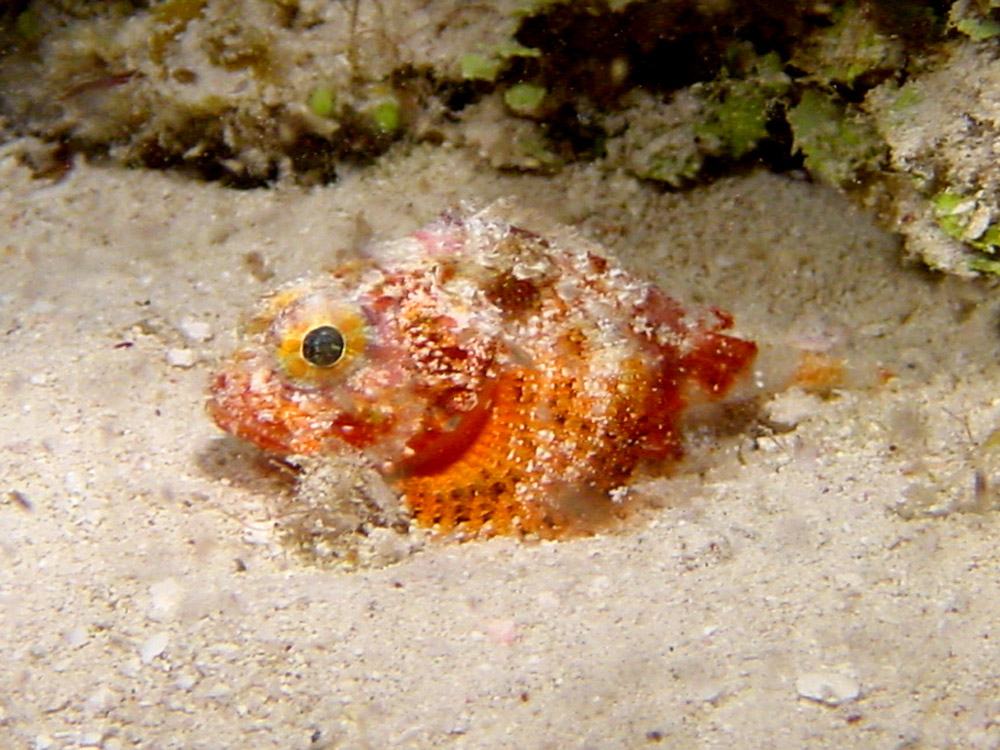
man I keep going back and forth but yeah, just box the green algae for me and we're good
[787,89,886,186]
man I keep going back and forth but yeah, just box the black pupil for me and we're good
[301,325,345,367]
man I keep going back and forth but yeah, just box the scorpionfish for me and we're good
[209,202,757,538]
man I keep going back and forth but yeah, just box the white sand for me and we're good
[3,142,1000,749]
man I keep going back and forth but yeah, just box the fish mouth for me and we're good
[206,361,308,456]
[208,356,395,458]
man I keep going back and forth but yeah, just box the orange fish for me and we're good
[208,202,757,538]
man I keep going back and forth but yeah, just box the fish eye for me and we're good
[301,325,346,367]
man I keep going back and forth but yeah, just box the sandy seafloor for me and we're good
[5,139,1000,750]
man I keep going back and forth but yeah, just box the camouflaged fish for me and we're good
[208,201,757,538]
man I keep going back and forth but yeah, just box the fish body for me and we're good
[209,202,757,537]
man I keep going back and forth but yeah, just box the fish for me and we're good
[208,201,757,538]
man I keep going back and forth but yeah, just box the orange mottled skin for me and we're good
[209,202,757,538]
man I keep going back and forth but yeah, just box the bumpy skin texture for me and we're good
[209,203,757,538]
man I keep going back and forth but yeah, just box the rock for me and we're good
[796,670,861,706]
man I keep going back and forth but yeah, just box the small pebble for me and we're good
[484,618,519,646]
[166,348,197,368]
[85,685,114,713]
[117,657,141,678]
[796,670,861,706]
[178,317,213,343]
[765,387,824,430]
[63,471,85,495]
[148,578,183,621]
[139,632,170,664]
[175,671,197,691]
[64,624,87,648]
